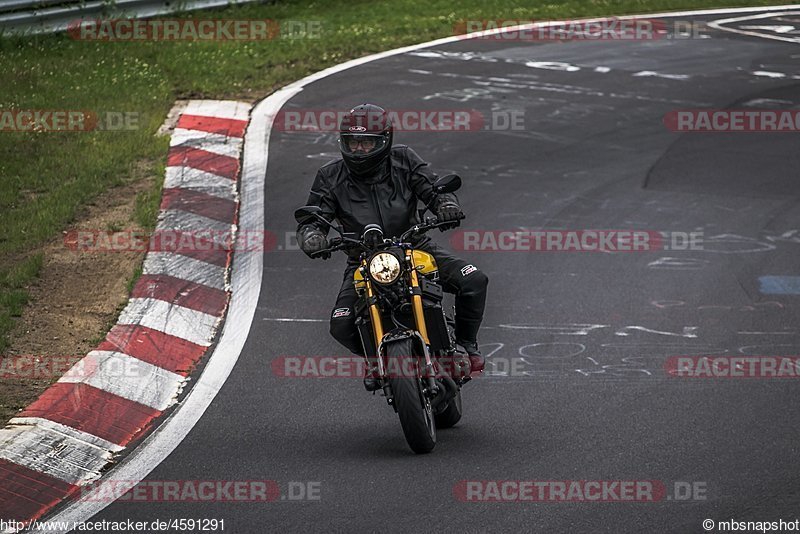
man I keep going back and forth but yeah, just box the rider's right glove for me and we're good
[299,229,330,259]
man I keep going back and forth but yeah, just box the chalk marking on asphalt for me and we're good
[647,257,710,269]
[738,331,798,335]
[615,326,699,338]
[632,70,691,80]
[499,323,609,334]
[752,71,788,78]
[708,11,800,43]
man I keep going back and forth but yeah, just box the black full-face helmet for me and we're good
[338,104,393,177]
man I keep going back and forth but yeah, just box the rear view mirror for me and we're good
[294,205,322,224]
[434,174,461,194]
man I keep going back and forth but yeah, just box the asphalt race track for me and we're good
[90,9,800,533]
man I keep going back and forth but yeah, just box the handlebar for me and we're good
[399,213,465,242]
[308,214,464,259]
[309,235,360,258]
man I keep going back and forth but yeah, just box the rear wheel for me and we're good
[386,340,436,454]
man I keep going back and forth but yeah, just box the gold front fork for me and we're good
[362,261,384,351]
[407,251,430,346]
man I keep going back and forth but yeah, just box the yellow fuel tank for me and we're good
[354,267,366,292]
[412,249,438,275]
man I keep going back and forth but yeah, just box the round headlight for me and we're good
[369,252,401,284]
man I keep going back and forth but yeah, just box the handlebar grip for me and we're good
[435,213,465,224]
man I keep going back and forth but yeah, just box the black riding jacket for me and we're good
[297,145,458,260]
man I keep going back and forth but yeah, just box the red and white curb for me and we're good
[0,100,251,529]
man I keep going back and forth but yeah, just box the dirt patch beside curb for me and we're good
[0,171,156,423]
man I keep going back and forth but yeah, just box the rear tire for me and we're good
[386,340,436,454]
[435,388,462,429]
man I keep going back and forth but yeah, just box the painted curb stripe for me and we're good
[167,146,239,180]
[117,298,220,347]
[6,418,124,454]
[0,459,76,523]
[130,274,229,317]
[19,383,161,447]
[176,114,248,138]
[0,434,103,488]
[143,252,228,287]
[159,189,238,224]
[171,128,244,159]
[0,422,115,485]
[154,242,231,270]
[164,167,238,201]
[58,352,186,412]
[155,211,234,251]
[98,324,207,376]
[183,100,250,122]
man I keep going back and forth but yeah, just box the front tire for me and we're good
[386,340,436,454]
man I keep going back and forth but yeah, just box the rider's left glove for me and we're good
[436,199,464,231]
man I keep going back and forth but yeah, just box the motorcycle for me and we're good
[294,174,472,454]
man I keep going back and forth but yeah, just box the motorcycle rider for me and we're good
[296,104,488,390]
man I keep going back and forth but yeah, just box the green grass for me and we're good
[0,254,42,353]
[0,0,790,352]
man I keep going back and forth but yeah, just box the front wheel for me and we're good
[386,340,436,454]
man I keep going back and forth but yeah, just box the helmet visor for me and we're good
[339,133,388,157]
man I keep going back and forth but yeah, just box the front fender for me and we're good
[379,329,426,359]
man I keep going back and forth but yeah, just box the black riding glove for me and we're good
[299,229,330,259]
[436,199,464,231]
